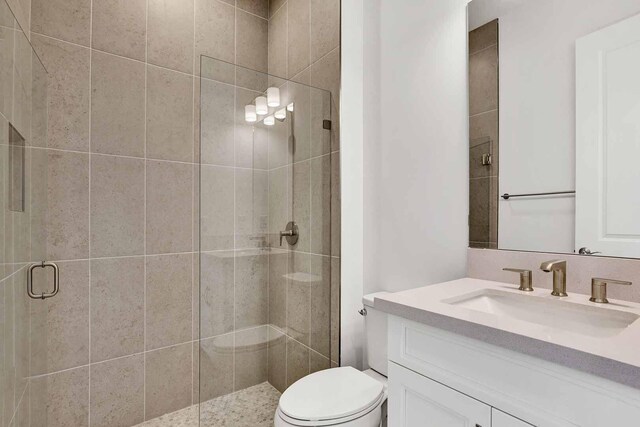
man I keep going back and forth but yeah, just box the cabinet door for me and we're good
[388,362,491,427]
[492,409,534,427]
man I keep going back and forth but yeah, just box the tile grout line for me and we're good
[88,0,94,424]
[143,0,149,421]
[232,2,238,394]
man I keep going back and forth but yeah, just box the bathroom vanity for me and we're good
[376,279,640,427]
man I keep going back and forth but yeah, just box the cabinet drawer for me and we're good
[493,409,534,427]
[388,362,491,427]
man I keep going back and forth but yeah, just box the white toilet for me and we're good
[275,293,389,427]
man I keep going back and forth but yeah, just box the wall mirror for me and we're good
[467,0,640,259]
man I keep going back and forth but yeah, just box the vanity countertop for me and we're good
[375,278,640,390]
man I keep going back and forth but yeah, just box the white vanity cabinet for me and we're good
[389,363,531,427]
[387,315,640,427]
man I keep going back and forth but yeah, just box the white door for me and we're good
[493,409,534,427]
[575,12,640,258]
[388,362,491,427]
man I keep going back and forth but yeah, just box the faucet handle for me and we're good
[503,268,533,292]
[589,278,632,304]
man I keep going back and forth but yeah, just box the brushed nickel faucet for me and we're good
[502,268,533,291]
[590,278,632,303]
[540,260,568,297]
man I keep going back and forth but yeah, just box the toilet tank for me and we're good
[363,292,390,376]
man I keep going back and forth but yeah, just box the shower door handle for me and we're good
[27,261,60,300]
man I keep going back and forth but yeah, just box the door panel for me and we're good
[576,12,640,257]
[388,362,491,427]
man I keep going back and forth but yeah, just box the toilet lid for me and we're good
[279,367,385,422]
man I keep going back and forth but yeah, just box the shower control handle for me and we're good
[280,221,299,246]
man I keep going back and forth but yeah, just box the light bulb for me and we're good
[267,87,280,107]
[287,102,294,112]
[256,96,268,115]
[263,115,275,126]
[275,108,286,120]
[245,105,257,122]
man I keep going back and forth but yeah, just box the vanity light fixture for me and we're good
[245,105,257,122]
[267,87,280,107]
[264,115,275,126]
[255,96,268,115]
[275,108,287,120]
[287,102,294,112]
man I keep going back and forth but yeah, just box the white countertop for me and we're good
[375,278,640,389]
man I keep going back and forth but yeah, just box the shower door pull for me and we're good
[27,261,60,300]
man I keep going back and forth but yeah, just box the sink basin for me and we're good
[444,289,640,338]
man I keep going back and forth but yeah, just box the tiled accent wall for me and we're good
[1,0,48,425]
[468,248,640,303]
[27,0,272,425]
[468,20,498,249]
[265,0,341,393]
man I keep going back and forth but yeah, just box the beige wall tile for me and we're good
[90,355,144,427]
[31,0,91,46]
[331,257,340,363]
[237,0,268,18]
[268,250,288,330]
[3,274,16,427]
[31,34,90,152]
[310,155,331,255]
[287,252,309,345]
[91,51,145,157]
[289,76,312,162]
[199,251,234,339]
[268,3,287,78]
[145,343,192,420]
[14,270,29,396]
[310,87,332,158]
[146,253,192,349]
[292,160,310,252]
[269,0,286,18]
[91,155,145,258]
[331,151,340,257]
[195,0,235,66]
[46,150,90,261]
[90,257,144,362]
[147,0,194,74]
[268,166,291,248]
[235,326,268,390]
[236,9,268,73]
[235,250,269,329]
[310,0,340,63]
[267,326,286,392]
[200,79,235,167]
[309,349,330,374]
[92,0,146,61]
[310,47,340,151]
[200,165,234,251]
[146,160,193,254]
[30,367,89,427]
[0,25,14,122]
[286,337,309,388]
[469,19,498,55]
[197,335,233,402]
[309,254,330,358]
[287,0,310,78]
[235,169,268,249]
[146,65,194,162]
[469,45,498,116]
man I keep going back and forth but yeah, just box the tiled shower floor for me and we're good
[137,382,281,427]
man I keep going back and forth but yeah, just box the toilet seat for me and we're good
[276,367,386,426]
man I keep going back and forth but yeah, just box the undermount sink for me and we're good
[444,289,640,338]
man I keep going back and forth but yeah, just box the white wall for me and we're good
[468,0,640,253]
[341,0,470,368]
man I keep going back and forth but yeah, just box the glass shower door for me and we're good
[198,56,333,426]
[1,1,51,424]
